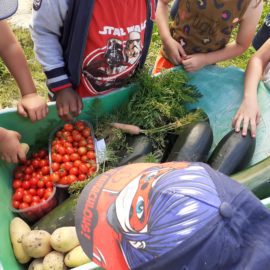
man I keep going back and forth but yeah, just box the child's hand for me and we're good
[163,37,186,65]
[232,99,261,138]
[0,128,26,163]
[17,93,48,122]
[55,87,83,122]
[182,54,207,72]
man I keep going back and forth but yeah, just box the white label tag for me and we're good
[95,138,107,164]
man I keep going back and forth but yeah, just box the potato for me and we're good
[50,227,79,253]
[64,245,91,268]
[10,217,31,264]
[28,258,44,270]
[22,230,51,258]
[43,251,67,270]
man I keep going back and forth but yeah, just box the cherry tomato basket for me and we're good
[48,120,99,189]
[11,186,57,223]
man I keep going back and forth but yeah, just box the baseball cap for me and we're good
[0,0,18,20]
[75,162,270,270]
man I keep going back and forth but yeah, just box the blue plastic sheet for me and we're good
[184,65,270,165]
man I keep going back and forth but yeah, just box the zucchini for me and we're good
[232,155,270,199]
[118,135,154,166]
[32,196,77,233]
[166,121,213,162]
[208,130,256,175]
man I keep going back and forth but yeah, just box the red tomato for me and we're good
[59,169,67,178]
[46,181,53,188]
[51,153,62,163]
[66,136,73,143]
[50,173,60,183]
[87,151,96,160]
[78,147,87,156]
[24,165,34,175]
[37,188,45,198]
[62,162,73,171]
[13,191,24,201]
[28,188,36,196]
[15,187,24,193]
[78,174,87,181]
[12,200,20,209]
[56,131,63,138]
[69,167,79,176]
[62,154,70,163]
[81,155,89,163]
[19,202,30,209]
[66,147,75,155]
[78,139,87,147]
[82,128,91,138]
[39,159,49,167]
[24,174,31,181]
[67,175,77,184]
[30,177,39,187]
[70,153,80,161]
[23,194,33,204]
[22,180,31,190]
[62,131,71,138]
[14,171,23,180]
[32,196,40,203]
[79,164,89,174]
[63,142,73,148]
[64,123,74,131]
[42,175,51,184]
[73,141,79,148]
[43,191,52,200]
[59,176,68,185]
[73,160,82,168]
[37,149,47,158]
[12,180,22,189]
[37,180,45,188]
[51,162,60,172]
[32,159,40,168]
[31,201,40,207]
[41,166,50,176]
[75,121,86,130]
[73,133,82,142]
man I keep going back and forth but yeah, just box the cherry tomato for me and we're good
[78,147,87,156]
[63,142,73,148]
[46,181,53,188]
[78,174,87,181]
[73,133,82,142]
[70,153,80,161]
[39,159,49,167]
[28,188,36,196]
[13,191,24,201]
[14,171,23,180]
[37,188,45,198]
[73,141,79,148]
[69,167,79,176]
[64,123,74,131]
[24,174,31,181]
[66,147,75,155]
[81,155,89,163]
[32,196,40,203]
[62,162,73,171]
[41,166,50,176]
[62,131,71,138]
[12,180,22,189]
[59,169,67,178]
[30,177,39,188]
[12,200,20,209]
[56,131,63,138]
[37,180,45,188]
[75,121,86,131]
[62,154,70,163]
[23,194,33,204]
[87,151,95,160]
[82,128,91,138]
[51,162,60,172]
[42,175,51,184]
[22,180,31,190]
[50,173,60,183]
[31,201,40,207]
[66,136,73,143]
[59,176,68,185]
[19,202,30,209]
[51,153,62,163]
[79,164,89,174]
[67,175,77,184]
[78,139,87,147]
[37,149,47,158]
[73,160,82,168]
[57,146,66,155]
[32,159,40,168]
[43,190,53,200]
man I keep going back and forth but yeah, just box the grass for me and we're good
[0,3,269,108]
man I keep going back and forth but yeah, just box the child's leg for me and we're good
[152,51,174,74]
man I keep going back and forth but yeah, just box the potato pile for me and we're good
[10,218,91,269]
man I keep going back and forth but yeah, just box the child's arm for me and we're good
[156,0,186,65]
[0,21,48,122]
[182,0,263,72]
[232,38,270,137]
[31,0,82,122]
[0,128,26,163]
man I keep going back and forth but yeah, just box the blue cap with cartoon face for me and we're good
[75,162,270,270]
[0,0,18,20]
